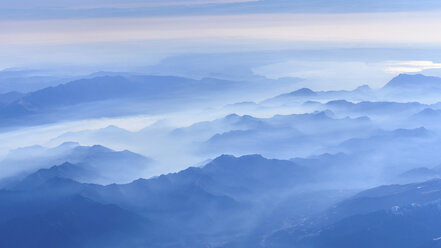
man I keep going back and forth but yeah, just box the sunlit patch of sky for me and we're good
[253,59,441,90]
[385,61,441,74]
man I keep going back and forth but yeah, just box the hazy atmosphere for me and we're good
[2,1,441,247]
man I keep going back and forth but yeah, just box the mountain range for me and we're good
[0,142,152,185]
[2,152,441,247]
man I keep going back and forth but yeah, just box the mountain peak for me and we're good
[384,73,441,89]
[354,84,372,92]
[287,88,317,97]
[326,99,353,106]
[225,113,240,120]
[413,108,441,118]
[58,141,80,149]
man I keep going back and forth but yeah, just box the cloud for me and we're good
[2,11,441,70]
[2,12,441,46]
[385,61,441,74]
[253,60,393,90]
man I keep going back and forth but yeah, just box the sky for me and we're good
[3,0,441,178]
[2,0,441,88]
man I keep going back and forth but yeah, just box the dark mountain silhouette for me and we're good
[0,75,248,127]
[0,143,152,184]
[384,73,441,90]
[263,85,375,106]
[0,154,331,248]
[381,74,441,101]
[266,179,441,248]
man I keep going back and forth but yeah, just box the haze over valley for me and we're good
[2,1,441,247]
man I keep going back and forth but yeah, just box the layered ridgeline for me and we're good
[266,179,441,248]
[0,74,301,128]
[1,72,441,247]
[0,69,77,93]
[1,153,441,247]
[48,110,441,178]
[1,73,441,128]
[0,155,321,248]
[265,73,441,105]
[0,142,152,185]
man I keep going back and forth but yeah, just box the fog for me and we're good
[3,0,441,246]
[2,50,441,247]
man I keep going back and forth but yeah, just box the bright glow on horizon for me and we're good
[385,60,441,74]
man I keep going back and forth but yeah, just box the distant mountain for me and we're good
[263,85,375,106]
[200,112,372,158]
[324,100,427,116]
[49,111,372,171]
[337,127,432,153]
[88,154,310,215]
[290,203,441,248]
[265,74,441,107]
[171,113,267,141]
[9,152,441,248]
[0,74,300,127]
[399,167,441,183]
[51,125,134,146]
[277,88,318,98]
[0,75,203,117]
[407,108,441,129]
[0,153,356,248]
[0,69,76,93]
[412,108,441,118]
[266,179,441,248]
[0,91,24,106]
[0,177,164,248]
[381,74,441,101]
[12,162,96,190]
[329,179,441,220]
[384,73,441,90]
[15,75,218,108]
[0,142,152,184]
[329,127,441,176]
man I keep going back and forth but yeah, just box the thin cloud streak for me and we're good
[2,12,441,46]
[385,60,441,74]
[70,0,259,9]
